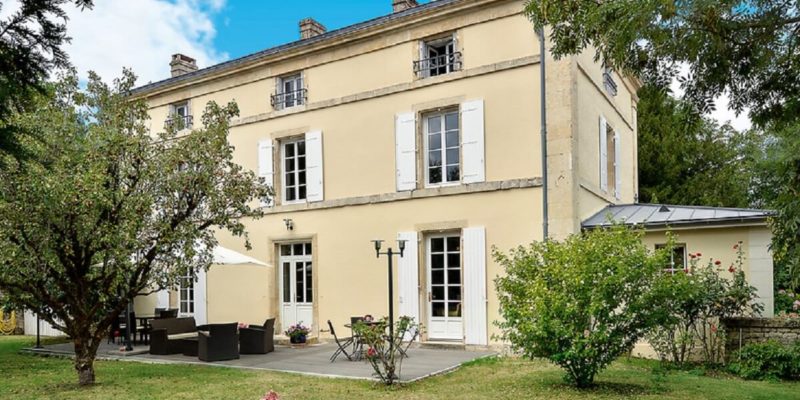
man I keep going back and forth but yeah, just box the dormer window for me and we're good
[414,35,462,78]
[166,101,192,130]
[271,73,306,110]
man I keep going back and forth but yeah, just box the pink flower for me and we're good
[367,347,377,358]
[710,324,717,333]
[793,300,800,311]
[237,322,249,329]
[733,244,738,250]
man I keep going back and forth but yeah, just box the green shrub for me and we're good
[728,340,800,381]
[494,224,674,388]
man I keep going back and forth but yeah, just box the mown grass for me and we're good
[1,336,798,399]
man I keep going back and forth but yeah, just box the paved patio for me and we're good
[27,340,495,383]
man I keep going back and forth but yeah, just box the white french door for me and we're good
[426,234,463,340]
[279,243,313,331]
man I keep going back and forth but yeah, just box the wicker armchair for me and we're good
[198,323,240,362]
[149,317,197,355]
[239,318,275,355]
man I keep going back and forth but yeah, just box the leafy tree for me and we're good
[0,0,93,165]
[494,225,673,388]
[752,122,800,290]
[637,85,759,207]
[524,0,800,127]
[0,70,268,386]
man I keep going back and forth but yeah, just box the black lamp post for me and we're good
[124,300,133,351]
[371,239,406,345]
[34,313,42,349]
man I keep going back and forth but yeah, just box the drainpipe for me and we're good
[537,26,548,240]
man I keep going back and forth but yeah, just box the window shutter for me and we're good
[463,226,487,345]
[257,139,274,207]
[614,130,621,200]
[305,130,324,202]
[599,116,608,192]
[397,231,419,341]
[194,268,207,325]
[418,41,428,78]
[461,100,485,184]
[395,112,417,191]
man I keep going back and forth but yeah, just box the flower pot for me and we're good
[290,334,307,344]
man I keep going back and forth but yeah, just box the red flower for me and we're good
[367,347,377,358]
[696,252,702,257]
[714,260,721,265]
[711,324,717,333]
[733,244,739,250]
[728,265,735,273]
[683,268,689,274]
[690,254,697,259]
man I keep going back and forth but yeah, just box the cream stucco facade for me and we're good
[134,0,641,345]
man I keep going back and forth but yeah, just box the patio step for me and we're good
[273,335,320,346]
[419,341,466,351]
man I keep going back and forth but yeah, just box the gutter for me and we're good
[537,27,548,240]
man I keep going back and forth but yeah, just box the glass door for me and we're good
[427,234,462,340]
[279,243,313,331]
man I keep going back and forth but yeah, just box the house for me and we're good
[131,0,768,346]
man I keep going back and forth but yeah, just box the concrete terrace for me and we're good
[26,341,495,383]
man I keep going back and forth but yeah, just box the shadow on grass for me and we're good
[549,381,658,396]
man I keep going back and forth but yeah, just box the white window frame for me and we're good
[418,34,459,78]
[178,272,195,316]
[281,137,307,204]
[424,109,461,188]
[656,243,688,274]
[168,101,192,129]
[276,73,304,110]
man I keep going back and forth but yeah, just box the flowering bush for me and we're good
[353,316,420,385]
[494,224,674,388]
[259,390,280,400]
[284,323,310,338]
[646,242,762,365]
[728,341,800,381]
[775,289,800,317]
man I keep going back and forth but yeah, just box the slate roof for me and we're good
[582,204,772,229]
[131,0,461,96]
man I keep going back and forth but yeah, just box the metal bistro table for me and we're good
[344,320,382,361]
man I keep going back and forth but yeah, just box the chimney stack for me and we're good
[392,0,418,13]
[299,18,326,40]
[170,54,197,77]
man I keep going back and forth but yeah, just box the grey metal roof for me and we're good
[131,0,461,96]
[582,204,772,229]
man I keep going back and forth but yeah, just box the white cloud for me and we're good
[669,63,752,131]
[1,0,228,85]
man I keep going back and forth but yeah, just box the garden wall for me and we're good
[722,317,800,355]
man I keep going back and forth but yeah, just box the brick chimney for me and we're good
[299,18,326,40]
[392,0,418,12]
[170,54,197,77]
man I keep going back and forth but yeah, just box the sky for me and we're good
[0,0,749,130]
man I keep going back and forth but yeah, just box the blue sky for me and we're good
[211,1,430,60]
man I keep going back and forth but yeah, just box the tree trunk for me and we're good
[73,337,99,386]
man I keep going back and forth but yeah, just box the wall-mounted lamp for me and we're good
[283,218,294,231]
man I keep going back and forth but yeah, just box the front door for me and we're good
[427,234,462,340]
[279,243,313,331]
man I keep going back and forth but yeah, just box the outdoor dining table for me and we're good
[136,315,156,345]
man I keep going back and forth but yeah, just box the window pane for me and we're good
[445,131,459,147]
[446,165,460,181]
[429,168,442,184]
[295,262,304,303]
[283,263,291,302]
[305,243,312,255]
[428,150,442,167]
[431,254,444,269]
[293,243,304,255]
[297,141,305,156]
[285,143,295,157]
[445,113,458,130]
[446,148,459,164]
[447,286,461,301]
[298,156,306,170]
[285,188,295,201]
[281,245,292,256]
[432,302,445,317]
[305,262,313,302]
[432,269,444,285]
[448,269,461,284]
[299,185,306,200]
[431,238,444,252]
[448,302,461,317]
[285,158,294,172]
[299,171,306,184]
[447,236,460,252]
[428,116,441,133]
[447,253,460,268]
[432,286,444,301]
[286,173,296,186]
[428,133,441,150]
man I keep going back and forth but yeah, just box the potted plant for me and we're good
[284,322,310,344]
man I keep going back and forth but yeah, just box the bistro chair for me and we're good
[398,323,420,358]
[328,320,354,362]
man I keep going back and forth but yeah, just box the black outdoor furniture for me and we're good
[328,320,354,362]
[198,323,240,362]
[108,314,122,344]
[239,318,275,354]
[181,337,199,357]
[149,317,198,355]
[158,308,178,319]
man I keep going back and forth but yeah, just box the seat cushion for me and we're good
[167,332,198,340]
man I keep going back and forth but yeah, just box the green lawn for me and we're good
[1,336,798,400]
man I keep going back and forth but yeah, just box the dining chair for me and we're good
[328,320,354,362]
